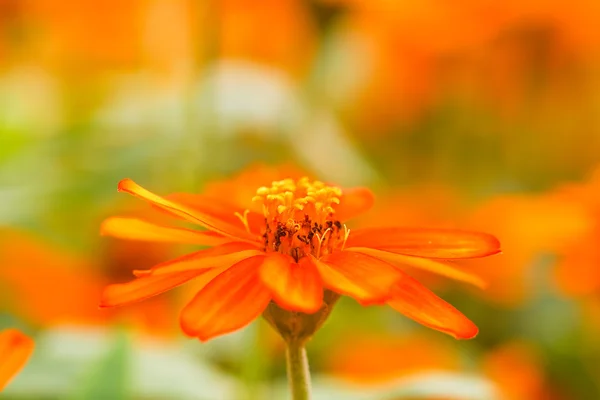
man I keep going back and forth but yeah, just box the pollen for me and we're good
[251,177,347,261]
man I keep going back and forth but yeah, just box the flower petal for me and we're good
[180,255,271,341]
[135,243,262,276]
[259,253,323,313]
[167,193,265,236]
[388,276,478,339]
[117,179,259,243]
[311,251,402,305]
[335,187,375,221]
[100,217,232,246]
[346,247,487,288]
[0,329,34,391]
[100,270,202,307]
[346,227,501,259]
[102,244,260,306]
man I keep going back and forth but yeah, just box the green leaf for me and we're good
[69,331,131,400]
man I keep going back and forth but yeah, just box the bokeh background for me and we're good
[2,1,600,399]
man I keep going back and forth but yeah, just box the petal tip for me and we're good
[98,219,112,236]
[455,325,479,340]
[179,315,201,338]
[117,178,135,193]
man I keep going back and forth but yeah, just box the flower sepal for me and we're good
[262,290,340,345]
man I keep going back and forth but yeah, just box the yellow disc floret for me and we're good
[251,177,349,261]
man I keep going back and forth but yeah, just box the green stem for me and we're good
[285,340,311,400]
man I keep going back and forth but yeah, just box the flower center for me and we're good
[251,177,350,261]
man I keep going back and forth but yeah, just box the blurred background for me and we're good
[2,1,600,399]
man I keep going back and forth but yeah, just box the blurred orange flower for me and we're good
[483,341,548,400]
[326,333,460,384]
[219,0,316,75]
[327,0,508,132]
[327,334,554,400]
[463,192,590,306]
[0,228,175,336]
[0,329,34,392]
[553,167,600,297]
[326,0,600,135]
[5,0,196,78]
[354,185,463,229]
[100,172,500,341]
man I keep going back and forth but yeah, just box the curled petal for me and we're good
[335,187,375,221]
[259,253,323,313]
[346,227,501,259]
[117,179,258,243]
[346,247,487,288]
[388,276,478,339]
[0,329,34,391]
[100,217,232,246]
[180,255,271,341]
[311,251,402,305]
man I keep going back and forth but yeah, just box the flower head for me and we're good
[0,329,34,391]
[100,174,500,341]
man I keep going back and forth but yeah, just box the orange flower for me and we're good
[482,341,548,400]
[100,176,500,341]
[463,193,590,306]
[0,329,34,392]
[552,167,600,297]
[326,333,460,384]
[326,333,558,400]
[0,229,176,336]
[219,0,316,75]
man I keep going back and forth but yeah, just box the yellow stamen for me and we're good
[234,209,251,233]
[342,225,350,250]
[252,177,346,260]
[316,227,332,258]
[252,177,343,221]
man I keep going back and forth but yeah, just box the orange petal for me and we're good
[102,244,261,306]
[137,243,262,276]
[167,193,265,236]
[0,329,34,391]
[388,277,478,339]
[117,179,259,243]
[346,247,487,288]
[180,255,271,341]
[346,227,501,259]
[100,217,232,246]
[259,253,323,313]
[100,270,202,307]
[335,187,375,221]
[311,251,402,305]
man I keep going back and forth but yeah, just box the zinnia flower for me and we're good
[0,329,34,391]
[100,176,500,341]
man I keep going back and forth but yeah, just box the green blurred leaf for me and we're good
[69,331,130,400]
